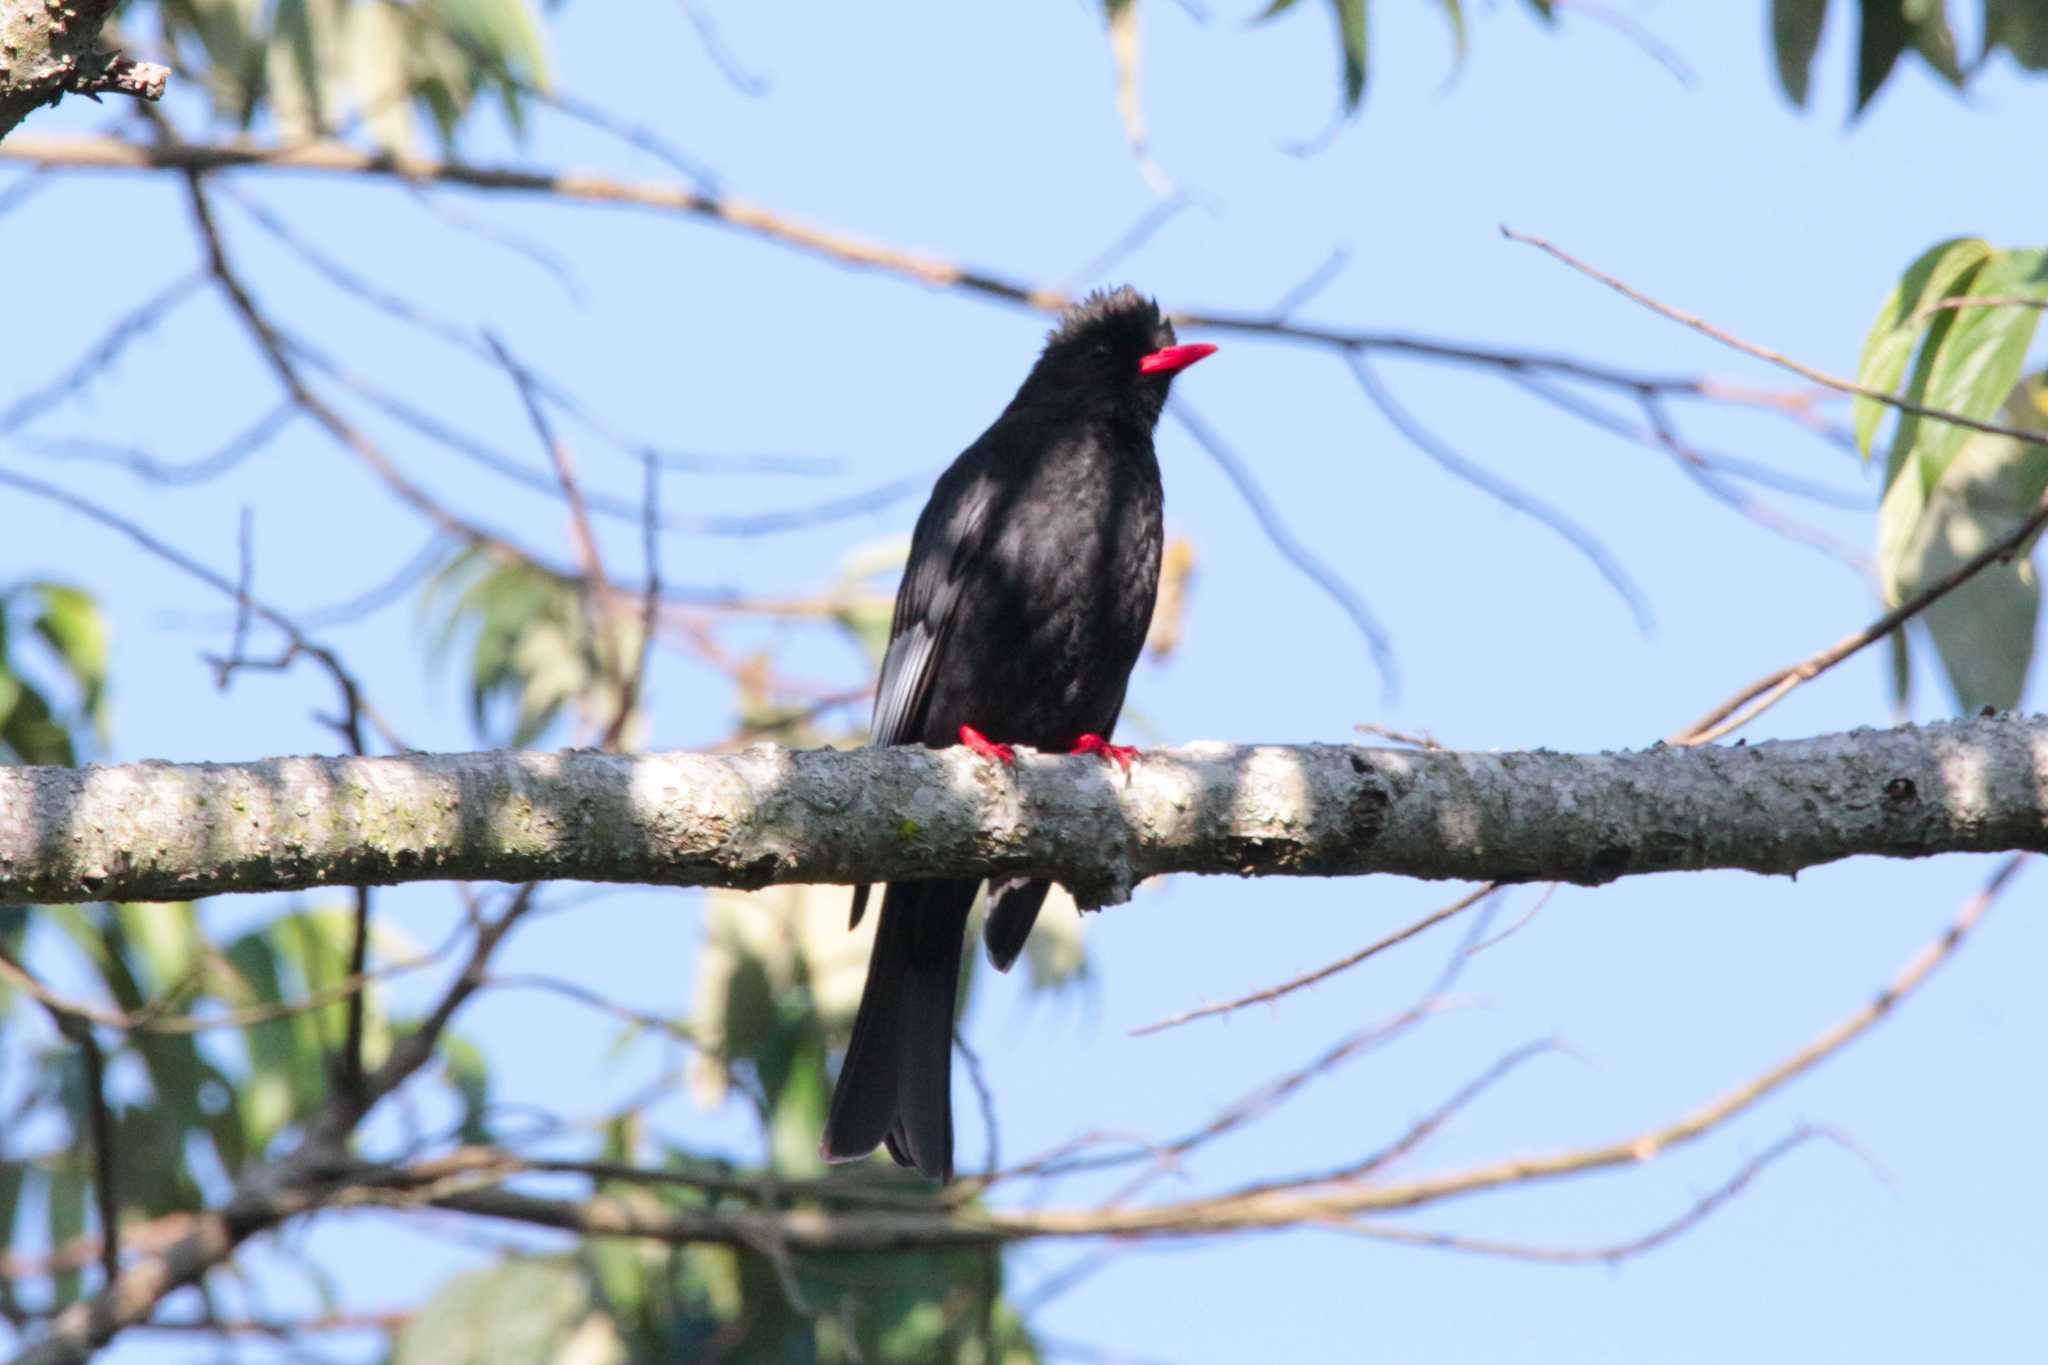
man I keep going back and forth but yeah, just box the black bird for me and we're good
[820,287,1216,1181]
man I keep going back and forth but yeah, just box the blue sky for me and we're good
[4,2,2046,1361]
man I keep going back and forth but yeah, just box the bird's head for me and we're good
[1019,286,1216,424]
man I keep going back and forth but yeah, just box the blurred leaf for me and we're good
[1145,535,1197,658]
[1985,0,2048,66]
[146,0,552,152]
[391,1256,601,1365]
[1853,236,1991,458]
[1856,0,1912,109]
[1882,373,2048,713]
[111,901,202,1000]
[424,548,638,748]
[0,1164,22,1283]
[266,0,334,140]
[45,1169,86,1311]
[440,1032,494,1144]
[0,903,28,1014]
[221,929,300,1153]
[0,679,71,767]
[1439,0,1467,71]
[1891,248,2048,498]
[1334,0,1368,107]
[1772,0,1829,104]
[1906,0,1963,85]
[767,1033,828,1177]
[1523,0,1554,21]
[1856,0,1963,110]
[28,583,109,743]
[1257,0,1368,111]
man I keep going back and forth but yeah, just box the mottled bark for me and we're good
[0,1,166,144]
[1,715,2042,908]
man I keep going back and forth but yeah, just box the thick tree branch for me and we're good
[1,716,2042,909]
[0,5,166,144]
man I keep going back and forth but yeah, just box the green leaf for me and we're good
[1523,0,1554,22]
[1880,377,2048,712]
[1905,0,1963,85]
[1896,247,2048,497]
[391,1256,596,1365]
[1853,237,1992,458]
[221,931,299,1153]
[1771,0,1829,105]
[1986,0,2048,67]
[28,583,108,742]
[0,1164,22,1280]
[768,1032,828,1177]
[1856,0,1911,111]
[1255,0,1367,111]
[1438,0,1467,71]
[45,1169,86,1310]
[440,1032,493,1145]
[1334,0,1368,108]
[0,680,72,768]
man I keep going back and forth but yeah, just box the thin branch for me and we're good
[371,855,2012,1254]
[1344,1126,1842,1265]
[0,135,1832,431]
[1547,0,1694,85]
[178,169,547,576]
[21,402,298,485]
[10,890,537,1365]
[602,450,662,752]
[1132,884,1498,1036]
[0,465,397,754]
[1347,353,1652,630]
[679,0,769,94]
[0,273,205,435]
[1167,399,1398,694]
[1672,488,2048,745]
[1503,227,2048,452]
[0,918,459,1036]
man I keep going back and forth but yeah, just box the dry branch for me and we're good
[0,4,167,144]
[1,715,2044,909]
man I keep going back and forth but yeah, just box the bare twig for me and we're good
[1503,227,2048,452]
[23,402,298,485]
[0,465,397,754]
[680,0,769,94]
[0,273,205,435]
[1132,884,1498,1036]
[602,450,663,751]
[1345,1126,1843,1265]
[1672,488,2048,745]
[1168,399,1397,694]
[1348,353,1652,629]
[0,136,1833,431]
[1547,0,1694,85]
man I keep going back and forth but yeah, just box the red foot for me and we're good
[958,724,1015,766]
[1071,733,1139,773]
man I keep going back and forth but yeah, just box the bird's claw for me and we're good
[1071,733,1139,773]
[958,724,1016,766]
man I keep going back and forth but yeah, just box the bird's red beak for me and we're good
[1137,342,1218,376]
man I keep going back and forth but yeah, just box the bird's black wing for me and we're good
[849,450,1002,929]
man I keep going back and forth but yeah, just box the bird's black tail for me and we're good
[820,879,975,1181]
[983,877,1052,973]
